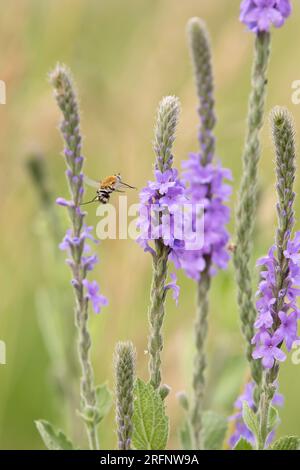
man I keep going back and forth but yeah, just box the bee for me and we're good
[81,173,136,205]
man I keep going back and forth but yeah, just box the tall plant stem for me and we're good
[148,240,169,390]
[191,264,211,449]
[233,32,271,398]
[50,65,100,450]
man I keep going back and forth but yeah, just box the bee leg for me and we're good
[80,195,98,205]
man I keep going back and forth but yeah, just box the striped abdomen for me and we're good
[97,186,114,204]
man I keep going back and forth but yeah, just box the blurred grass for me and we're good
[0,0,300,449]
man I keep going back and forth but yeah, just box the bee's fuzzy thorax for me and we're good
[100,175,118,188]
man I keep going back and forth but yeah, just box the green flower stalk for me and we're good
[50,64,107,450]
[147,96,180,391]
[256,108,297,449]
[187,18,215,450]
[153,96,181,172]
[114,341,136,450]
[233,32,271,395]
[188,18,215,165]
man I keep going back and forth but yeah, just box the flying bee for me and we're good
[81,173,136,205]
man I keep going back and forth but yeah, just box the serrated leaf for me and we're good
[96,383,113,422]
[202,410,228,450]
[35,420,75,450]
[268,405,279,432]
[242,402,259,441]
[179,420,192,450]
[132,379,169,450]
[233,438,254,450]
[271,436,300,450]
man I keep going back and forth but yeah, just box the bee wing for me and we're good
[84,175,100,188]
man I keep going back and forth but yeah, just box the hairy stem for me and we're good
[148,240,169,390]
[191,264,211,449]
[187,17,216,448]
[233,32,271,397]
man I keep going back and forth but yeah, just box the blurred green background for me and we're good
[0,0,300,450]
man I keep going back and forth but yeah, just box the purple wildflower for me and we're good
[229,380,283,448]
[165,273,180,305]
[240,0,292,33]
[252,332,286,369]
[174,156,232,281]
[82,254,98,272]
[137,167,188,267]
[252,232,300,369]
[275,311,298,351]
[137,160,226,284]
[56,197,75,207]
[82,280,108,314]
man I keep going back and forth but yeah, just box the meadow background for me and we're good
[1,0,300,450]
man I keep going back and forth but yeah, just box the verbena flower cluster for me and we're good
[137,168,187,256]
[240,0,292,32]
[252,233,300,369]
[137,167,186,299]
[175,155,232,281]
[229,381,283,448]
[137,158,232,282]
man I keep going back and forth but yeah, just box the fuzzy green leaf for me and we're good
[242,402,259,441]
[35,420,75,450]
[233,438,254,450]
[271,436,300,450]
[202,410,228,450]
[267,405,279,433]
[96,383,113,422]
[132,378,169,450]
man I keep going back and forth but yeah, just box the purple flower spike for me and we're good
[252,231,300,368]
[175,158,232,281]
[136,162,188,278]
[51,63,108,448]
[240,0,292,33]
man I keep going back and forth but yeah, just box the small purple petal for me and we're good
[56,197,75,207]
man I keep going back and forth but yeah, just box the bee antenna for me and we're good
[119,181,137,189]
